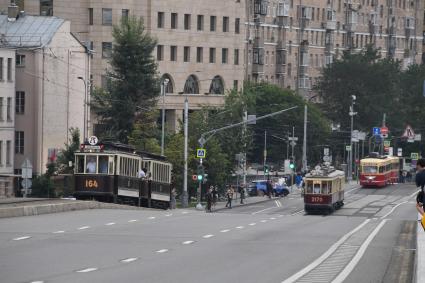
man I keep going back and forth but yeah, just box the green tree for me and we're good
[31,163,56,198]
[57,128,80,174]
[91,16,160,143]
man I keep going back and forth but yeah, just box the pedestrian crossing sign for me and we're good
[196,149,206,158]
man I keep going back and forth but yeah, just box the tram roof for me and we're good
[360,156,399,164]
[305,170,345,179]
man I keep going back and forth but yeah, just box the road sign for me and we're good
[346,145,351,151]
[21,179,32,190]
[384,140,390,147]
[415,134,422,141]
[381,127,388,135]
[373,127,381,136]
[288,137,298,141]
[324,148,330,156]
[388,147,393,156]
[196,149,206,158]
[290,141,296,146]
[88,136,98,146]
[397,148,402,157]
[323,155,330,162]
[192,175,197,181]
[21,159,33,179]
[247,115,256,125]
[402,125,415,139]
[411,152,419,160]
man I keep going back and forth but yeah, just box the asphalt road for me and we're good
[0,183,418,283]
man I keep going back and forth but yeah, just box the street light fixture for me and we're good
[161,78,169,156]
[77,76,89,141]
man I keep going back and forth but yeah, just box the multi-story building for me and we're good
[0,48,16,197]
[0,8,88,178]
[246,0,423,98]
[0,0,246,132]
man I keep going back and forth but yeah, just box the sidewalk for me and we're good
[417,224,424,283]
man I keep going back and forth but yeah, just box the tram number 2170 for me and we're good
[311,196,324,203]
[85,179,99,189]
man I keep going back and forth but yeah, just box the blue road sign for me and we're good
[373,127,381,136]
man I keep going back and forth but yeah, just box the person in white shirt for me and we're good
[138,168,146,178]
[86,157,96,173]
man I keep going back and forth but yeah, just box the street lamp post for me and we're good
[77,76,89,141]
[161,79,169,156]
[348,95,357,181]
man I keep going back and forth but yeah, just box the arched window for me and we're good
[209,76,224,94]
[161,74,174,93]
[183,75,199,94]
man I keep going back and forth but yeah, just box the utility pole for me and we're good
[242,111,247,191]
[264,130,267,179]
[182,97,189,208]
[291,126,295,158]
[286,130,290,159]
[348,95,357,181]
[302,104,307,172]
[161,79,169,156]
[380,113,386,155]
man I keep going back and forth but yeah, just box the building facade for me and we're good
[0,48,16,197]
[0,12,88,177]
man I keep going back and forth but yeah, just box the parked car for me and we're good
[273,183,289,197]
[247,180,268,196]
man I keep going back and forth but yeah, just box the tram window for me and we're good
[379,166,384,173]
[108,156,115,175]
[313,184,321,194]
[363,166,377,173]
[306,181,313,193]
[76,155,85,173]
[99,156,108,174]
[86,156,97,173]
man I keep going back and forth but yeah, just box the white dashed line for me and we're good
[270,217,276,220]
[203,234,214,238]
[30,281,44,283]
[148,216,156,220]
[260,220,268,223]
[52,230,65,234]
[76,267,98,273]
[249,223,256,226]
[128,220,138,223]
[78,226,90,230]
[120,257,138,263]
[252,207,275,215]
[291,209,305,216]
[165,213,173,217]
[13,236,31,241]
[156,249,169,253]
[220,229,230,233]
[278,215,284,217]
[182,240,195,245]
[236,226,244,229]
[105,222,116,226]
[182,211,189,214]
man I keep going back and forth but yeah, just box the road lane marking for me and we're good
[128,219,138,223]
[120,257,138,263]
[203,234,214,238]
[236,226,244,229]
[281,219,371,283]
[76,267,98,273]
[181,211,189,214]
[409,189,420,198]
[380,201,408,219]
[220,229,230,233]
[105,222,115,226]
[30,281,44,283]
[252,207,275,215]
[165,213,173,217]
[270,217,276,220]
[291,209,305,216]
[182,241,195,245]
[78,226,90,230]
[52,231,65,234]
[346,187,361,194]
[156,249,168,253]
[260,220,268,223]
[275,200,282,207]
[249,223,256,226]
[13,236,31,241]
[332,219,389,283]
[148,216,156,220]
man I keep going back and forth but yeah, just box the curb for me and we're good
[417,223,424,283]
[212,196,292,212]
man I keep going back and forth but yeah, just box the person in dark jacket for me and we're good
[205,188,213,213]
[416,159,425,219]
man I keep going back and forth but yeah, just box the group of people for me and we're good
[204,185,245,212]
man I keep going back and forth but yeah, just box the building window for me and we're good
[6,140,11,165]
[102,8,112,25]
[0,98,3,121]
[235,18,240,34]
[184,14,191,30]
[234,49,239,65]
[184,47,190,62]
[15,131,24,154]
[170,46,177,61]
[222,48,228,63]
[16,54,25,67]
[0,141,3,166]
[122,9,129,21]
[7,58,12,81]
[157,45,164,61]
[210,16,216,31]
[196,47,203,63]
[209,48,216,63]
[209,76,224,94]
[223,16,229,32]
[158,12,164,28]
[6,97,11,121]
[0,58,3,81]
[171,13,178,29]
[15,91,25,114]
[233,80,238,90]
[102,42,112,58]
[88,8,93,25]
[40,0,53,16]
[197,15,204,31]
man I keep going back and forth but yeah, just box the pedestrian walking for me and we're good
[239,185,245,204]
[205,187,212,212]
[170,187,177,209]
[225,186,234,208]
[295,173,303,190]
[266,180,273,199]
[212,185,218,210]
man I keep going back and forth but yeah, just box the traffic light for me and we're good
[264,165,269,175]
[197,165,204,181]
[289,159,295,170]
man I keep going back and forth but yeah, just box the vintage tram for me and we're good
[359,154,399,187]
[74,140,172,209]
[304,165,345,214]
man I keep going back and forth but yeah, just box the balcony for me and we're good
[322,20,336,30]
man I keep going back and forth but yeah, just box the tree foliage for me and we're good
[57,128,80,174]
[91,16,160,143]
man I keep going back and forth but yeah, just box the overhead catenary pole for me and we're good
[182,97,189,208]
[161,79,169,156]
[264,130,267,179]
[242,111,247,190]
[302,104,307,172]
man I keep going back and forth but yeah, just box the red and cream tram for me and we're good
[359,154,399,187]
[304,166,345,214]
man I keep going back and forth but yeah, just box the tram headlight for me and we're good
[366,176,376,180]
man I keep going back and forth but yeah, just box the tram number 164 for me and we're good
[85,179,99,188]
[311,196,324,203]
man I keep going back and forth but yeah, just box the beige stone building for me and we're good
[0,0,423,128]
[0,11,88,178]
